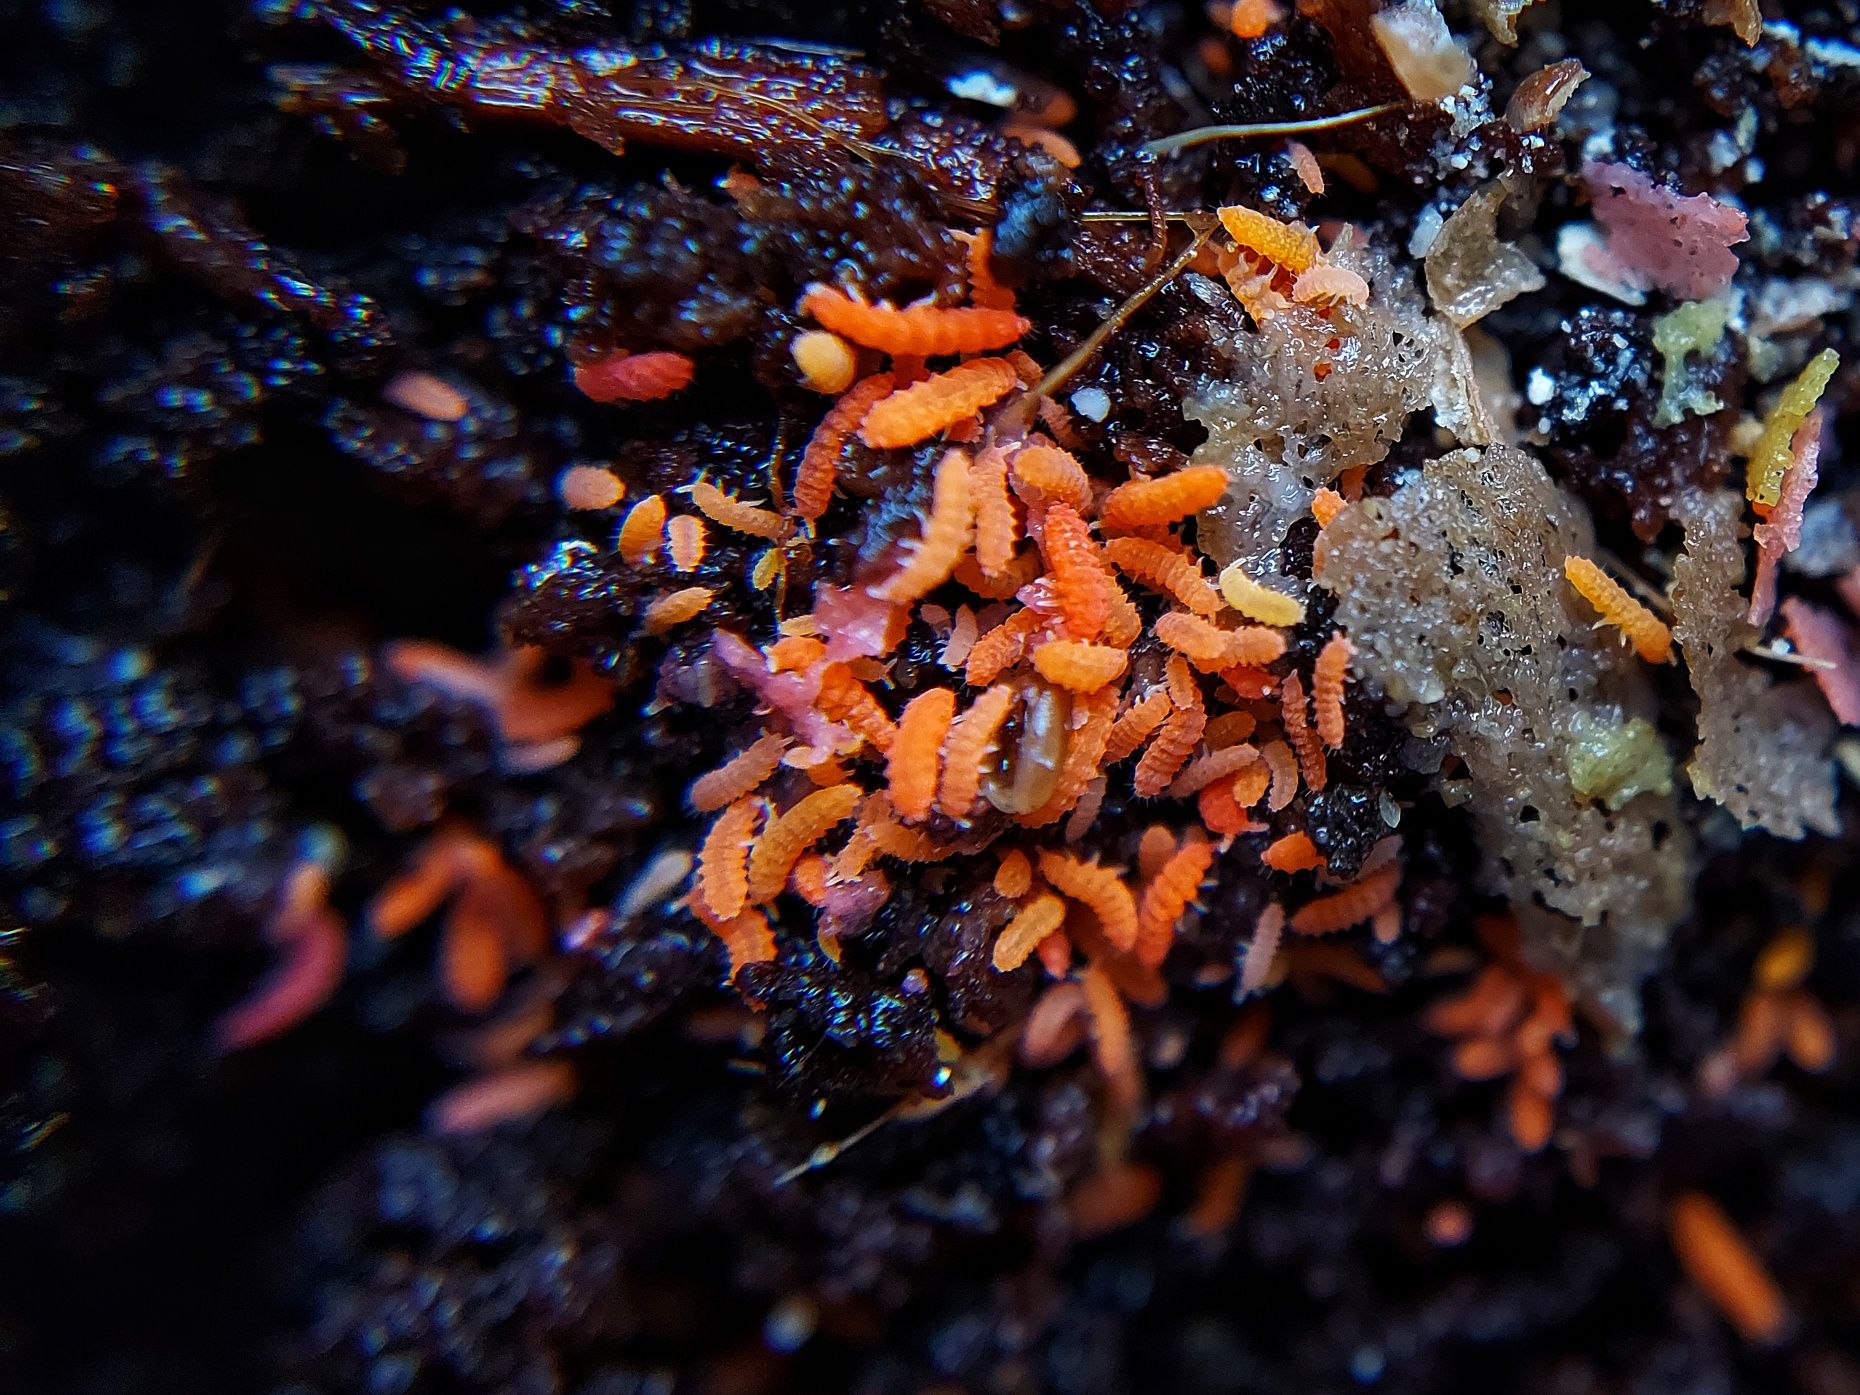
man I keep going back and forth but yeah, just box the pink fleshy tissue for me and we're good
[1581,161,1748,300]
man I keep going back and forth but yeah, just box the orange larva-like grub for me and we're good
[1239,902,1285,994]
[374,831,547,1011]
[1507,1078,1553,1153]
[1226,0,1284,38]
[750,549,783,592]
[964,228,1018,311]
[1164,653,1201,709]
[1197,773,1256,838]
[938,684,1019,818]
[1134,700,1207,797]
[801,284,1030,357]
[1040,502,1111,640]
[1080,963,1142,1108]
[696,798,761,922]
[745,784,863,904]
[716,907,778,977]
[955,547,1042,600]
[863,809,961,863]
[1182,1160,1257,1242]
[792,372,894,522]
[1311,487,1347,529]
[1312,633,1353,748]
[815,664,898,754]
[558,464,625,511]
[1668,1193,1790,1344]
[1005,348,1043,386]
[858,358,1019,449]
[687,732,790,812]
[941,605,981,671]
[642,586,715,634]
[1039,924,1073,977]
[1063,774,1108,841]
[965,607,1043,686]
[1217,205,1321,273]
[1204,710,1258,748]
[802,755,853,787]
[427,1060,577,1137]
[994,847,1034,898]
[1425,964,1527,1041]
[1101,464,1230,530]
[1563,555,1673,663]
[1218,563,1306,627]
[1259,739,1299,811]
[1755,928,1815,991]
[1105,537,1222,616]
[889,687,958,822]
[617,493,668,565]
[1032,639,1128,692]
[217,862,347,1051]
[871,448,976,603]
[943,413,982,444]
[1292,263,1372,307]
[971,445,1020,576]
[1285,139,1324,194]
[1168,742,1262,798]
[439,906,510,1013]
[993,892,1068,971]
[574,350,696,403]
[1009,442,1094,511]
[1262,830,1326,874]
[1154,610,1237,672]
[1156,612,1284,672]
[367,836,469,940]
[1021,980,1090,1065]
[1280,671,1328,793]
[1137,829,1179,887]
[1289,861,1401,935]
[1226,626,1288,667]
[1229,757,1271,808]
[1220,664,1276,701]
[383,370,470,423]
[1038,851,1139,953]
[666,514,707,571]
[790,329,859,395]
[1135,836,1214,968]
[1220,246,1291,324]
[1105,689,1173,763]
[1103,579,1143,647]
[1037,396,1087,452]
[690,480,784,540]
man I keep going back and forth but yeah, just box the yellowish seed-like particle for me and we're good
[1218,563,1306,627]
[791,330,859,395]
